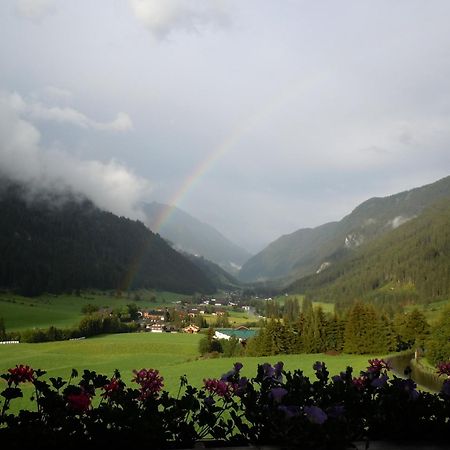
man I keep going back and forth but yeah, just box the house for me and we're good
[183,324,200,334]
[147,323,164,333]
[214,328,257,343]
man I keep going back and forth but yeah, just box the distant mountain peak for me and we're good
[141,202,251,275]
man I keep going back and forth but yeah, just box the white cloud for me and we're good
[0,91,149,219]
[10,92,133,132]
[129,0,230,40]
[16,0,57,21]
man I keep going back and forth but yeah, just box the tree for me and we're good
[426,305,450,365]
[343,302,388,354]
[395,308,430,348]
[0,317,6,340]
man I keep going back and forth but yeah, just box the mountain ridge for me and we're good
[142,201,252,275]
[239,175,450,284]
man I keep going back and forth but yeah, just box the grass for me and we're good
[0,291,189,332]
[273,295,335,315]
[0,331,379,411]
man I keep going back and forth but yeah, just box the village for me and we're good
[137,294,259,344]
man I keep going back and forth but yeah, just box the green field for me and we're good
[0,291,189,332]
[0,332,379,411]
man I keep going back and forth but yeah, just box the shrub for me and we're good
[1,360,450,448]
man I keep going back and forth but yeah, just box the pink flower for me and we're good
[203,378,235,398]
[367,359,391,373]
[132,368,164,399]
[67,391,91,413]
[7,365,35,385]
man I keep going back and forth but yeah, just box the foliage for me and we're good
[291,199,450,306]
[426,305,450,365]
[1,359,450,449]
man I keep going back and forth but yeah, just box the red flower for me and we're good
[437,362,450,378]
[352,376,367,391]
[67,391,91,413]
[101,377,121,399]
[7,365,35,385]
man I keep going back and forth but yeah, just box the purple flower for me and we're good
[313,361,324,371]
[204,396,216,407]
[304,405,328,425]
[220,370,235,381]
[441,379,450,396]
[262,363,275,379]
[270,387,288,403]
[367,359,391,373]
[274,361,284,377]
[332,375,342,383]
[371,374,388,388]
[234,362,243,372]
[278,405,300,419]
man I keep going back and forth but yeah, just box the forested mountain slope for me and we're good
[288,198,450,306]
[142,202,251,275]
[0,183,215,296]
[239,175,450,283]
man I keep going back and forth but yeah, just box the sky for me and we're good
[1,0,450,253]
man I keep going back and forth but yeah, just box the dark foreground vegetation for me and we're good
[1,359,450,449]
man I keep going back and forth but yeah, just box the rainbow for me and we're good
[119,76,319,290]
[152,74,318,233]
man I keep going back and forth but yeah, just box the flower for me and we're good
[278,404,300,419]
[313,361,324,371]
[367,359,391,373]
[67,391,91,413]
[304,405,328,425]
[7,365,35,385]
[441,379,450,397]
[132,368,164,399]
[269,387,288,403]
[234,362,243,372]
[352,376,367,391]
[436,362,450,378]
[101,377,121,399]
[326,405,345,418]
[204,378,234,397]
[371,374,388,388]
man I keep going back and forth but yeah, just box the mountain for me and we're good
[182,253,241,290]
[0,182,215,296]
[142,202,251,275]
[239,175,450,283]
[288,197,450,306]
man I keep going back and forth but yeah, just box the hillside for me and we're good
[182,253,241,290]
[142,202,251,275]
[288,198,450,306]
[239,175,450,283]
[0,182,215,295]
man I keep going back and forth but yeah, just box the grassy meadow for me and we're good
[0,291,188,332]
[0,331,377,411]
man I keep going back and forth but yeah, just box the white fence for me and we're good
[0,341,20,344]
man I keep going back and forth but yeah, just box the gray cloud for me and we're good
[129,0,230,40]
[10,92,133,132]
[0,91,150,219]
[15,0,56,21]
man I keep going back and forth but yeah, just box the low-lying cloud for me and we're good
[0,91,149,219]
[129,0,230,40]
[10,92,133,132]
